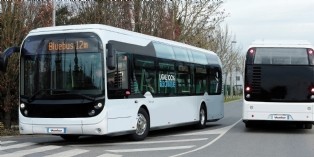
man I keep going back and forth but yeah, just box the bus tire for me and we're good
[60,135,79,141]
[245,121,253,128]
[305,123,312,129]
[129,108,150,141]
[296,123,305,129]
[196,104,207,129]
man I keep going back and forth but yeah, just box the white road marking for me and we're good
[170,119,242,157]
[0,119,240,157]
[116,138,207,145]
[43,149,89,157]
[70,138,207,147]
[107,145,195,153]
[0,142,34,151]
[96,153,123,157]
[0,141,16,145]
[173,123,237,136]
[0,145,61,157]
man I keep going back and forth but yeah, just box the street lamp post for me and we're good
[231,40,237,96]
[52,0,56,26]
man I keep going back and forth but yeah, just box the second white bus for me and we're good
[243,40,314,129]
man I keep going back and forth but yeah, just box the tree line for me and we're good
[0,0,243,129]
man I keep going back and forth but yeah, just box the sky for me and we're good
[222,0,314,52]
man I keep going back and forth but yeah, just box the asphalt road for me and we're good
[1,100,313,157]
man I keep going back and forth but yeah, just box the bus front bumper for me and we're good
[19,118,108,135]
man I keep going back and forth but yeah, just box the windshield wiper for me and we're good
[28,89,96,102]
[28,89,53,102]
[60,93,95,101]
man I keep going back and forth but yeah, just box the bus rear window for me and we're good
[254,48,308,65]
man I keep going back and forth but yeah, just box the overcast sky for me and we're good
[222,0,314,52]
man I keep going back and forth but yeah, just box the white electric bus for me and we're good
[243,40,314,129]
[0,24,224,141]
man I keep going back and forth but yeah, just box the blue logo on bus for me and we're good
[159,74,176,88]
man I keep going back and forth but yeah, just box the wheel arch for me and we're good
[139,104,150,119]
[200,101,207,115]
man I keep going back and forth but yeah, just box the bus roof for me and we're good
[249,40,313,49]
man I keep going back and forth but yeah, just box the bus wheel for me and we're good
[130,108,150,141]
[60,135,79,141]
[296,123,304,129]
[305,123,312,129]
[196,105,207,129]
[245,121,253,128]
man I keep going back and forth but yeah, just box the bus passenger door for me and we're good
[106,52,136,132]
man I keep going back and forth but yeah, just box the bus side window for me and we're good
[177,64,191,95]
[134,56,156,95]
[157,60,176,96]
[195,66,207,94]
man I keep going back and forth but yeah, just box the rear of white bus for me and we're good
[243,43,314,129]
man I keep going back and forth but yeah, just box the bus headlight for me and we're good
[88,109,96,116]
[246,94,251,99]
[24,110,28,116]
[94,103,103,109]
[20,103,26,109]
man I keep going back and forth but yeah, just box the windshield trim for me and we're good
[20,32,105,99]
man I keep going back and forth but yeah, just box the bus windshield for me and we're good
[21,33,104,98]
[253,48,309,65]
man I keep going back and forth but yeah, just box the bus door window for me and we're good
[107,52,129,99]
[158,60,176,96]
[195,65,207,94]
[134,56,156,95]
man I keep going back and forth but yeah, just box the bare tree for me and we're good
[0,1,53,128]
[209,25,242,96]
[173,0,228,47]
[61,1,133,29]
[57,0,228,44]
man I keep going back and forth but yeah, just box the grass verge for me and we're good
[0,128,19,137]
[0,122,19,137]
[225,95,242,102]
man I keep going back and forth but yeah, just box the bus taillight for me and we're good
[309,86,314,100]
[246,48,256,64]
[249,49,255,54]
[245,86,251,99]
[245,86,251,92]
[308,48,314,65]
[125,90,131,97]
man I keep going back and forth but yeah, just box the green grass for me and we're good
[224,95,242,102]
[0,122,20,136]
[0,128,19,137]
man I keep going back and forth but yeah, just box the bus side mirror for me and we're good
[106,43,116,70]
[0,47,20,72]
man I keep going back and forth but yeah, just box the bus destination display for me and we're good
[48,40,91,52]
